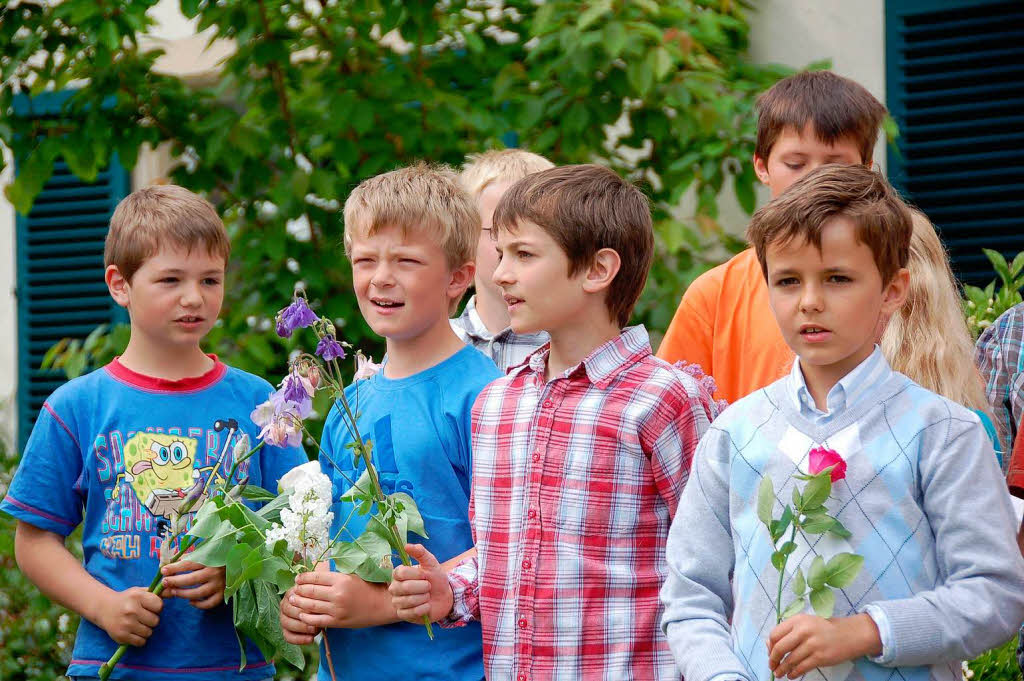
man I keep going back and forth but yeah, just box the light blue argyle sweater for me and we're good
[661,360,1024,681]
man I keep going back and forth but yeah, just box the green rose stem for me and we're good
[98,440,262,680]
[775,522,799,625]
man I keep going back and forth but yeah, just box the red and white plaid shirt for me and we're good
[445,326,712,681]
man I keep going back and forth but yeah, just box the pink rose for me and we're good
[808,446,847,482]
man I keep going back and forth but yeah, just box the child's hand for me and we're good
[287,567,394,629]
[160,561,226,610]
[97,586,163,646]
[280,585,318,645]
[767,613,882,678]
[388,543,455,624]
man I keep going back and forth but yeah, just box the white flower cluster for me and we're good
[266,462,334,562]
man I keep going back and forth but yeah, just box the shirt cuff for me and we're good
[862,604,894,664]
[441,555,480,628]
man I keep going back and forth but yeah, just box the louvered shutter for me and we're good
[885,0,1024,285]
[15,141,129,450]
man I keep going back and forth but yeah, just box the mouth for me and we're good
[799,324,832,342]
[175,315,205,325]
[370,297,404,311]
[503,294,523,310]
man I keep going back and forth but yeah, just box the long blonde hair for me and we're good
[881,210,990,413]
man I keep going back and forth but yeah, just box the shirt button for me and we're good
[528,508,537,519]
[518,617,528,629]
[518,675,528,681]
[532,452,540,463]
[542,399,553,408]
[522,559,531,570]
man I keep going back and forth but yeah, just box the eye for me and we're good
[399,258,421,265]
[203,277,221,286]
[828,274,852,283]
[774,276,799,287]
[517,250,533,259]
[155,445,170,464]
[160,277,179,284]
[170,442,188,464]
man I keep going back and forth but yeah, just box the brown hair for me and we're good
[755,70,887,164]
[492,164,653,327]
[747,164,912,284]
[459,149,555,200]
[105,184,230,282]
[343,162,479,271]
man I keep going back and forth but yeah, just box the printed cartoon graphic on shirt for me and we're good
[97,419,252,560]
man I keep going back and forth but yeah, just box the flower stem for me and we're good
[322,631,338,681]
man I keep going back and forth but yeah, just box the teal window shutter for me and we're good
[885,0,1024,284]
[15,142,129,450]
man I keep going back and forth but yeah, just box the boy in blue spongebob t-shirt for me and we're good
[0,185,305,681]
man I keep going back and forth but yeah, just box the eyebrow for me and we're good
[155,268,224,275]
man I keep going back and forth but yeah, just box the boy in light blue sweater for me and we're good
[661,164,1024,681]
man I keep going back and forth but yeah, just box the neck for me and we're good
[545,313,621,381]
[384,317,466,379]
[474,287,511,335]
[799,345,875,411]
[118,335,214,381]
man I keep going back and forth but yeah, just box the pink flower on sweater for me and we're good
[808,446,847,482]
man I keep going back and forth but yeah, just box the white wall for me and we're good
[1,146,17,451]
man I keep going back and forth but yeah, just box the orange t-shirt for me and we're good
[656,248,794,404]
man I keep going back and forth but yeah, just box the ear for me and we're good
[753,154,771,186]
[880,267,910,318]
[106,265,131,308]
[447,261,476,302]
[581,248,621,294]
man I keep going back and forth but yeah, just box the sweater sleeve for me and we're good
[863,413,1024,665]
[660,426,754,681]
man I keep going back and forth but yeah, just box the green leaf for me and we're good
[801,513,836,535]
[627,59,653,96]
[238,485,278,502]
[734,161,757,215]
[779,541,798,557]
[577,0,612,31]
[604,22,627,58]
[650,46,673,81]
[824,553,864,589]
[771,550,786,572]
[809,586,835,618]
[828,518,853,539]
[390,492,427,539]
[756,476,774,526]
[800,472,832,511]
[341,469,373,501]
[99,21,120,51]
[792,566,806,597]
[807,555,827,591]
[790,485,802,512]
[781,597,805,619]
[769,506,793,543]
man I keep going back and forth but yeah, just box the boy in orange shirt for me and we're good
[657,70,886,403]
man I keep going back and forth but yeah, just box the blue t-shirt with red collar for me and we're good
[0,357,307,681]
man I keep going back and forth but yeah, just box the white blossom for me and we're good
[267,462,334,562]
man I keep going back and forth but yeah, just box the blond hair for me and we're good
[343,163,479,271]
[459,149,555,200]
[881,210,991,413]
[105,184,230,282]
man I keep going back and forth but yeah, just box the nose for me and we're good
[370,261,395,288]
[180,281,203,307]
[799,281,824,313]
[492,254,513,287]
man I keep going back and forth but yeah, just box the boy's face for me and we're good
[766,216,907,386]
[492,219,588,335]
[109,246,225,350]
[349,224,469,343]
[474,181,513,302]
[755,123,865,198]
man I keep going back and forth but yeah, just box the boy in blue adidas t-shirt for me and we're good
[1,185,306,681]
[278,164,499,681]
[661,165,1024,681]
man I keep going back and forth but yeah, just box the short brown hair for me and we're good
[459,149,554,200]
[343,162,479,271]
[755,70,887,164]
[747,164,912,284]
[105,184,230,282]
[492,164,653,328]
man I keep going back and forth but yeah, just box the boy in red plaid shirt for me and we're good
[390,164,716,681]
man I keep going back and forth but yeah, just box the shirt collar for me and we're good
[788,345,891,417]
[454,295,491,341]
[524,325,651,388]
